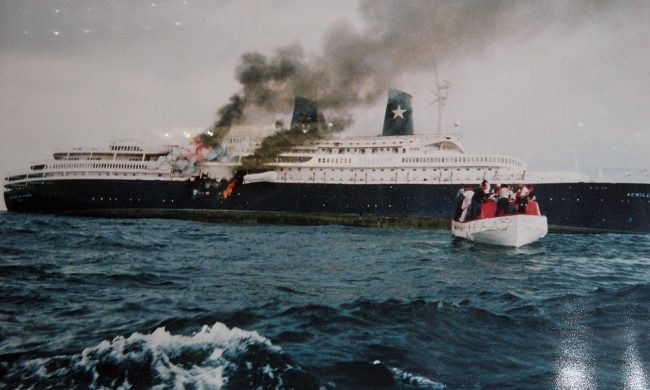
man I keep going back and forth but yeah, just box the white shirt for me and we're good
[461,189,474,209]
[519,186,529,197]
[498,187,511,199]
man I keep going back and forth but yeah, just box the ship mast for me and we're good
[431,65,450,135]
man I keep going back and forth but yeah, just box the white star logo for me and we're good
[392,105,407,119]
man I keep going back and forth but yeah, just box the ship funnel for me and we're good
[382,89,413,136]
[290,96,318,131]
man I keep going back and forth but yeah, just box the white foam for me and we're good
[12,322,283,389]
[374,360,446,389]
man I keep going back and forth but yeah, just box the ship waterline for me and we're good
[4,176,650,232]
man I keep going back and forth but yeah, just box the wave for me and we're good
[1,322,318,389]
[324,360,445,389]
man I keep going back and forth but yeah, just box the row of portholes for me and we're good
[90,197,175,203]
[47,162,149,170]
[402,156,522,166]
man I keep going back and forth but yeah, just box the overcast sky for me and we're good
[1,0,649,209]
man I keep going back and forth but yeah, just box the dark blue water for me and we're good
[0,212,648,389]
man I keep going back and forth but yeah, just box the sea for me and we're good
[0,212,648,390]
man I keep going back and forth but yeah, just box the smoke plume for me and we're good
[195,0,619,170]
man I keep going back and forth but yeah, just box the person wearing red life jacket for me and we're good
[526,193,541,215]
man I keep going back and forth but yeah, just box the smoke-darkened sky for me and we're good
[1,0,649,208]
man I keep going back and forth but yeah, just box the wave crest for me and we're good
[2,322,317,389]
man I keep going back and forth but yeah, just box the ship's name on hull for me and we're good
[626,192,650,198]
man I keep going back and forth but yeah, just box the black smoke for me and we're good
[205,0,618,160]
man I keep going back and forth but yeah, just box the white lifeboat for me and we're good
[451,196,548,248]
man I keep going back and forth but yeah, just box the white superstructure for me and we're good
[4,140,178,186]
[208,132,533,185]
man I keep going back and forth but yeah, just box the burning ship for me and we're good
[3,89,650,233]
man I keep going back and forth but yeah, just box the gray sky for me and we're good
[1,0,649,209]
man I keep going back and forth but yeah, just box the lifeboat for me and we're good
[451,196,548,248]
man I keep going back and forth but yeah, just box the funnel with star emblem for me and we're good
[382,89,414,136]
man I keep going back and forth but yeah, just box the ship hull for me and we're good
[4,179,650,232]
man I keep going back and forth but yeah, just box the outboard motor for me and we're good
[290,96,318,131]
[382,89,414,136]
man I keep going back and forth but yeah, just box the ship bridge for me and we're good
[421,134,464,153]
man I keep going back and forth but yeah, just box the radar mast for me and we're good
[431,65,450,135]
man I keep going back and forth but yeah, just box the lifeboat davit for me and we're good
[451,197,548,248]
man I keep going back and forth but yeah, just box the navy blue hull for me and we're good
[4,179,650,232]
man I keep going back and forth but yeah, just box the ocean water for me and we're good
[0,212,648,389]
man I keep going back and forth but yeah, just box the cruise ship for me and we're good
[4,90,649,233]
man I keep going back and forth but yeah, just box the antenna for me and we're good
[572,143,580,172]
[429,64,450,135]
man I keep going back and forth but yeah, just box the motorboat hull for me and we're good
[451,215,548,247]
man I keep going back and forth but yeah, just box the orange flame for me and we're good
[222,179,237,199]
